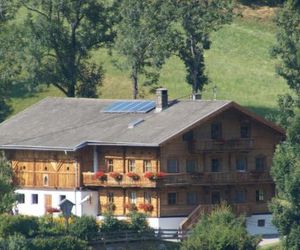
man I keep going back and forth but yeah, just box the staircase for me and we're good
[180,204,215,231]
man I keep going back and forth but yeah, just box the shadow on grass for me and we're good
[239,0,284,7]
[245,105,279,121]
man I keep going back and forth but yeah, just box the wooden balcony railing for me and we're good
[194,138,254,152]
[180,202,269,231]
[161,171,273,186]
[82,171,272,187]
[82,172,157,187]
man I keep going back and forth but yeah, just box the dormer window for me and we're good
[211,122,222,140]
[240,121,251,138]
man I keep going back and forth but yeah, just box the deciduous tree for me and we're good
[0,152,15,213]
[21,0,114,97]
[175,0,234,96]
[114,0,175,99]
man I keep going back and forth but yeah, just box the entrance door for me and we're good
[44,194,52,213]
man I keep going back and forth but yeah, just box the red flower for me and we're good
[95,171,107,180]
[138,203,154,212]
[144,172,155,179]
[144,172,166,181]
[127,172,140,180]
[109,172,123,181]
[46,207,60,214]
[125,203,137,211]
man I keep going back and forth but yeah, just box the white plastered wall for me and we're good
[15,189,98,217]
[246,214,278,235]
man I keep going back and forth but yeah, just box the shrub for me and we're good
[181,205,260,250]
[0,214,39,238]
[100,213,130,232]
[38,215,66,236]
[0,233,30,250]
[128,211,154,234]
[68,215,99,241]
[30,236,88,250]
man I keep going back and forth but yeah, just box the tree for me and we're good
[175,0,234,96]
[272,0,300,98]
[181,205,260,250]
[270,110,300,249]
[114,0,175,99]
[0,152,15,213]
[20,0,114,97]
[0,0,19,122]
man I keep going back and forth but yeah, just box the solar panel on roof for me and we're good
[103,101,155,113]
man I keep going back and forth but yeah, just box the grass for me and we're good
[9,13,288,118]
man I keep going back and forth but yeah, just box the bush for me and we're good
[68,215,99,241]
[0,233,30,250]
[37,215,66,236]
[181,205,260,250]
[100,213,130,232]
[128,211,153,234]
[30,236,88,250]
[0,214,39,238]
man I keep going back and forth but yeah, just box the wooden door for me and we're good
[44,194,52,213]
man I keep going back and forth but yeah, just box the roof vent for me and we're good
[128,118,144,129]
[155,88,168,112]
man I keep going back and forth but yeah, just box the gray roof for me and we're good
[0,97,284,151]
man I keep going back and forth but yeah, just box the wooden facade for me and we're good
[7,107,283,226]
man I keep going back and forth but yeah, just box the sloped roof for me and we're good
[0,97,284,151]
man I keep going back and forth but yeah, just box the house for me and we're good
[0,88,284,235]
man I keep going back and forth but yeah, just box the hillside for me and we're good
[9,8,288,118]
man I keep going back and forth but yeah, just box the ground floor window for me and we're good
[168,193,177,205]
[17,193,25,204]
[187,192,197,205]
[32,194,38,204]
[144,192,151,204]
[235,190,246,203]
[257,219,265,227]
[129,191,137,204]
[256,190,264,202]
[211,191,221,204]
[107,192,114,203]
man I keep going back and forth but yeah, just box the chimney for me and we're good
[155,88,168,112]
[192,93,201,100]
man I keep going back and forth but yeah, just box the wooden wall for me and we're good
[9,150,78,189]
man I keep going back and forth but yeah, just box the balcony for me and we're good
[194,138,254,152]
[82,172,157,188]
[161,171,273,186]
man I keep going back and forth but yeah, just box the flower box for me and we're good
[144,171,166,181]
[138,203,154,213]
[125,203,137,211]
[109,172,123,181]
[127,172,140,181]
[46,207,60,214]
[94,171,107,181]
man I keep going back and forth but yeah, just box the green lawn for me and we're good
[9,14,288,118]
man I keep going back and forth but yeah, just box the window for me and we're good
[211,122,222,140]
[59,195,66,202]
[106,159,114,172]
[17,194,25,204]
[255,156,266,172]
[43,174,48,186]
[182,131,194,141]
[256,190,264,202]
[211,158,221,172]
[187,192,197,205]
[186,160,197,173]
[235,190,246,203]
[143,160,152,172]
[257,219,265,227]
[168,193,177,205]
[32,194,38,204]
[211,192,221,204]
[167,159,178,173]
[236,156,247,171]
[144,192,152,204]
[128,160,136,172]
[107,192,114,203]
[240,122,251,138]
[129,191,137,204]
